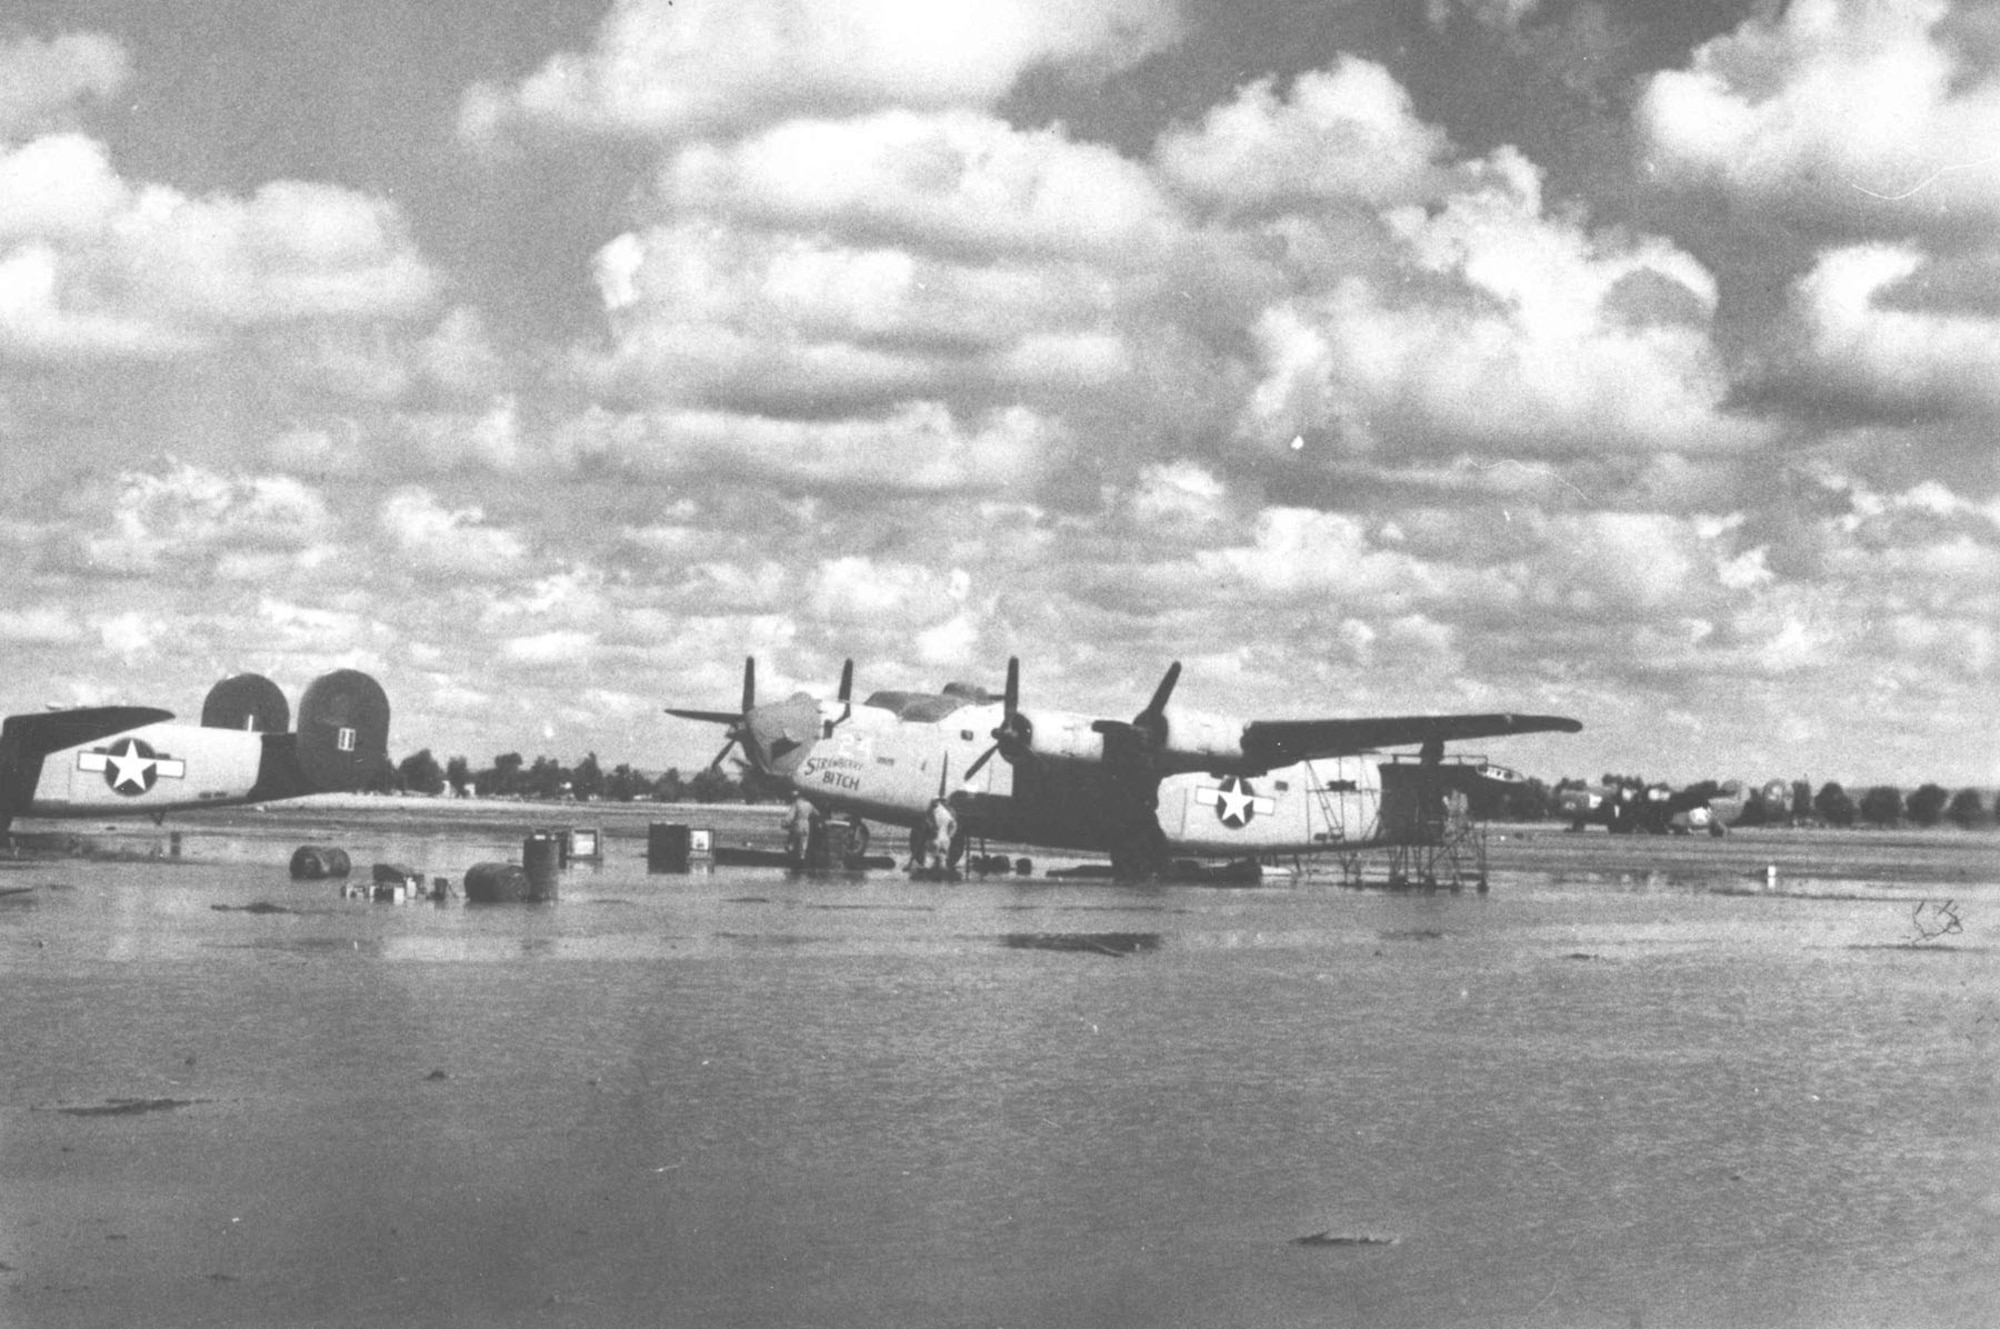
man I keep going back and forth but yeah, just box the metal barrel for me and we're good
[463,862,531,903]
[523,832,562,901]
[649,822,692,873]
[290,845,352,880]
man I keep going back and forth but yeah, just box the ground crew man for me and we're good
[782,795,817,866]
[926,797,958,872]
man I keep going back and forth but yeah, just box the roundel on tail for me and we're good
[202,673,291,733]
[295,669,391,791]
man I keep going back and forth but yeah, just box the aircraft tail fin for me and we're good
[202,674,291,732]
[243,670,392,799]
[293,669,392,792]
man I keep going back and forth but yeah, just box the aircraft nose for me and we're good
[745,694,820,776]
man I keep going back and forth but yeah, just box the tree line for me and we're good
[391,749,789,805]
[386,750,1996,830]
[1507,775,1992,829]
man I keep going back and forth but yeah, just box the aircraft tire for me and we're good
[843,820,871,868]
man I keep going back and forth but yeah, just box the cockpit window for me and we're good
[860,690,973,723]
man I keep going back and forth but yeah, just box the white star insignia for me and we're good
[108,741,155,791]
[1193,776,1275,829]
[77,737,186,795]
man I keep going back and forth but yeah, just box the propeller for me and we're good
[664,656,758,771]
[963,656,1027,782]
[963,657,1184,782]
[1089,660,1182,768]
[711,656,759,768]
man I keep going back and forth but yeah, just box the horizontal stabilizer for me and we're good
[2,707,176,760]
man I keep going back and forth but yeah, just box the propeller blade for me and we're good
[665,708,745,725]
[963,744,999,782]
[708,734,741,771]
[740,656,756,715]
[1002,656,1019,717]
[1136,661,1181,733]
[1090,660,1183,763]
[828,657,854,729]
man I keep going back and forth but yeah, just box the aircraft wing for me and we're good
[1238,713,1582,767]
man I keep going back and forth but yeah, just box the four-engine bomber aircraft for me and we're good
[0,670,391,835]
[1555,777,1750,836]
[671,658,1581,875]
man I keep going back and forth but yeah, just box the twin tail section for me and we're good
[0,670,391,828]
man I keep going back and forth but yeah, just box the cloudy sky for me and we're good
[3,0,1997,789]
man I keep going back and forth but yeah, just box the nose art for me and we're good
[747,694,820,771]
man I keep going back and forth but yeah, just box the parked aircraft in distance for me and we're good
[0,670,391,834]
[1555,777,1749,835]
[670,657,1581,876]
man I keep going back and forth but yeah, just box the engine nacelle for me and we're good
[1156,705,1247,764]
[294,669,392,791]
[1011,705,1251,767]
[1015,710,1106,763]
[201,673,291,732]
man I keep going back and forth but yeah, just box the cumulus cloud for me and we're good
[551,400,1058,493]
[1158,57,1462,210]
[504,629,598,667]
[420,307,512,397]
[1126,461,1230,530]
[0,32,127,136]
[461,0,1185,145]
[396,398,528,472]
[256,598,384,663]
[1639,0,2000,238]
[50,461,332,579]
[584,217,1143,413]
[0,133,128,240]
[378,487,528,577]
[1426,0,1550,32]
[1757,244,2000,417]
[811,557,969,628]
[0,130,434,361]
[1195,507,1442,604]
[1232,148,1762,458]
[94,609,163,663]
[0,605,84,644]
[666,109,1182,261]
